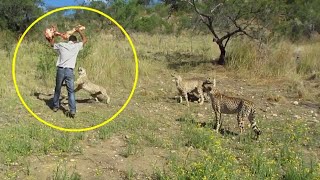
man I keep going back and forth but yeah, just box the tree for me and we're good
[0,0,44,34]
[166,0,179,19]
[108,0,142,29]
[183,0,278,65]
[137,0,153,6]
[278,0,320,40]
[74,0,111,30]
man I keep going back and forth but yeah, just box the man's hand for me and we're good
[75,27,81,33]
[51,25,57,32]
[45,25,57,47]
[47,36,55,47]
[76,28,87,45]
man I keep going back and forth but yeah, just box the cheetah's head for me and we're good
[202,78,217,94]
[203,83,215,93]
[203,77,214,85]
[171,73,182,82]
[78,67,87,76]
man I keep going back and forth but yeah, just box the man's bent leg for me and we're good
[65,68,76,114]
[53,68,65,109]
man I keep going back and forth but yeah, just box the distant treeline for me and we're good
[1,0,320,40]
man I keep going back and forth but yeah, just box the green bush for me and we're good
[133,14,163,33]
[36,44,57,83]
[0,30,15,57]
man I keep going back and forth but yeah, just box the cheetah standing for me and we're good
[172,74,212,106]
[203,81,261,139]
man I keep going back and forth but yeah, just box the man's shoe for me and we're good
[65,111,76,118]
[70,113,75,118]
[70,113,76,119]
[52,107,59,112]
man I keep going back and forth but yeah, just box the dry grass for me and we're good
[9,32,320,89]
[228,38,320,79]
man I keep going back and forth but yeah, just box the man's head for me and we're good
[69,35,77,42]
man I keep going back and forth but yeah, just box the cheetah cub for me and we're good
[203,80,261,139]
[75,67,111,104]
[171,73,213,107]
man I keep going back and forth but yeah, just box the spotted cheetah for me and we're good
[203,81,261,139]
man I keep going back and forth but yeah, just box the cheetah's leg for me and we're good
[216,113,222,132]
[91,92,102,102]
[92,94,99,102]
[197,87,204,105]
[219,111,223,129]
[213,110,220,132]
[74,85,81,93]
[214,106,221,132]
[184,91,189,107]
[248,109,261,138]
[237,112,245,134]
[102,93,111,104]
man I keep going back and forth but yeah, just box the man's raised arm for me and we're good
[76,29,87,45]
[48,37,55,47]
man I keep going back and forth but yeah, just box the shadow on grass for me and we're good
[166,93,208,104]
[33,92,96,116]
[300,101,320,109]
[175,117,239,136]
[152,51,213,71]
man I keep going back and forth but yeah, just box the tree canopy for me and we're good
[0,0,44,33]
[1,0,320,64]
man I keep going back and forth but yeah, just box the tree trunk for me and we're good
[217,42,226,65]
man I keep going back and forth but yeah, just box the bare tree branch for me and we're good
[183,0,270,65]
[183,0,210,20]
[219,29,242,43]
[224,36,231,47]
[210,3,223,13]
[227,15,259,40]
[183,0,220,39]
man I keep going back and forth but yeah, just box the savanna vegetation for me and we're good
[0,0,320,179]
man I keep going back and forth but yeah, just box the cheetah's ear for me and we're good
[171,73,178,78]
[171,73,181,80]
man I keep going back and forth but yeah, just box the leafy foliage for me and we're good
[275,0,320,40]
[0,0,44,33]
[0,0,320,40]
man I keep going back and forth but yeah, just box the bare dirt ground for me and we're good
[12,136,166,179]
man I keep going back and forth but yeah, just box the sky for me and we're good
[43,0,160,7]
[43,0,86,7]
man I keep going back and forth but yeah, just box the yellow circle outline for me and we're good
[12,6,139,132]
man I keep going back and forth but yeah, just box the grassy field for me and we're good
[0,31,319,179]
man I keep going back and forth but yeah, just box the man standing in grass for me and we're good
[46,27,87,118]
